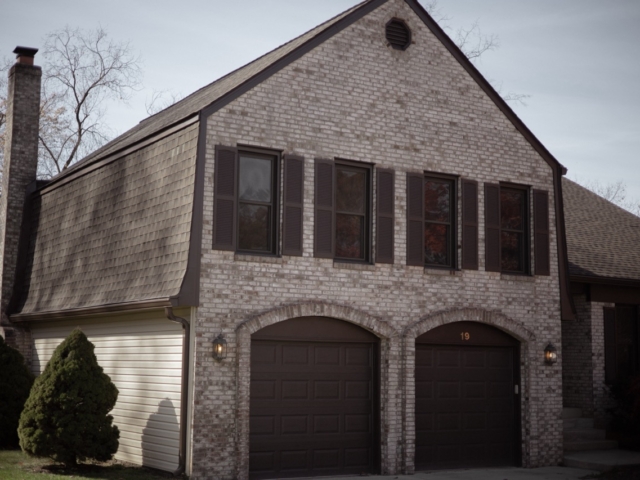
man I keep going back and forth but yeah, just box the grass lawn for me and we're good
[0,450,180,480]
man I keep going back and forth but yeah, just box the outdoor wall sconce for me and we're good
[544,343,558,365]
[212,333,227,361]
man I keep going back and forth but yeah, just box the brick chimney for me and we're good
[0,46,41,354]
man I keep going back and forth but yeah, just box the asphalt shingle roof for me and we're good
[563,177,640,282]
[15,123,198,315]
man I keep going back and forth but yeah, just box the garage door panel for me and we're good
[436,350,460,366]
[315,346,340,364]
[250,334,377,479]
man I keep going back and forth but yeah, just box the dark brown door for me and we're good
[415,321,520,471]
[250,317,378,479]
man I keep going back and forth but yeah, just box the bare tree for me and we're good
[38,27,142,176]
[145,89,183,116]
[575,177,640,216]
[423,0,529,105]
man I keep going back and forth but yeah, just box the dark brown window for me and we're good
[237,151,278,253]
[213,146,282,254]
[424,176,456,268]
[500,187,528,273]
[314,160,372,262]
[407,173,460,269]
[335,163,370,261]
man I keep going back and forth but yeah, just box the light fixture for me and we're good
[544,343,557,365]
[212,333,227,361]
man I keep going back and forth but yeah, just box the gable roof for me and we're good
[563,177,640,283]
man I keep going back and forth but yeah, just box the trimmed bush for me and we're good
[0,335,34,448]
[18,329,119,466]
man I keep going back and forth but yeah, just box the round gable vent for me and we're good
[386,18,411,51]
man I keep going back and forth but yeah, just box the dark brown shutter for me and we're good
[604,306,617,384]
[461,179,478,270]
[283,155,304,256]
[376,169,395,264]
[484,183,501,272]
[213,145,237,250]
[533,189,550,276]
[314,159,334,258]
[406,172,424,266]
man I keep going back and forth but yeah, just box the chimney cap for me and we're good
[13,46,38,58]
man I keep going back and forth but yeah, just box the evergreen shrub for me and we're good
[18,329,119,466]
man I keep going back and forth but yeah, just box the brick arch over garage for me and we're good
[401,307,538,473]
[235,301,401,479]
[404,307,536,343]
[239,300,399,338]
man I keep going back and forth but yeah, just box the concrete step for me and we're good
[563,417,594,429]
[562,407,583,419]
[564,449,640,472]
[564,428,606,442]
[564,439,619,452]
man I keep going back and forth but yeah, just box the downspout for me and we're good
[165,306,190,476]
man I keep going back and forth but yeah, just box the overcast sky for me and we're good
[2,1,639,200]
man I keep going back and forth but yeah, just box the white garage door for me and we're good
[30,310,185,472]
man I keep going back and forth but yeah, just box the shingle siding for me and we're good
[15,123,198,314]
[194,0,563,477]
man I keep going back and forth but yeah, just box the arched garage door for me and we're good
[415,321,520,471]
[250,317,379,479]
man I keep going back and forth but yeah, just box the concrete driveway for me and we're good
[295,466,600,480]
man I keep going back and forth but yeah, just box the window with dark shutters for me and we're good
[376,169,394,264]
[484,183,501,272]
[533,190,550,275]
[335,162,371,261]
[213,145,280,254]
[283,155,304,256]
[500,187,528,273]
[314,159,334,258]
[424,175,456,268]
[406,173,424,266]
[461,179,478,270]
[213,145,238,250]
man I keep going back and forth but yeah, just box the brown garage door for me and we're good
[415,321,520,471]
[250,317,379,479]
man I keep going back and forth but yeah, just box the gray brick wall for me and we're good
[0,59,41,359]
[192,0,564,477]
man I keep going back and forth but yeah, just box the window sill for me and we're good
[424,267,461,277]
[333,261,376,271]
[500,273,535,282]
[235,253,283,264]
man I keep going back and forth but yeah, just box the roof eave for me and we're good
[10,298,175,323]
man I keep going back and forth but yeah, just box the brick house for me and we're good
[1,0,583,478]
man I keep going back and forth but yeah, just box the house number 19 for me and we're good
[460,332,470,341]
